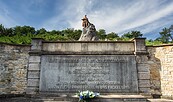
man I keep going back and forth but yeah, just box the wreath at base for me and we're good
[76,90,100,101]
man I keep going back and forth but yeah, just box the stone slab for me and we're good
[137,64,149,72]
[27,79,39,87]
[138,80,150,88]
[39,55,138,93]
[28,63,40,70]
[26,87,39,94]
[138,72,150,79]
[139,88,151,93]
[28,71,40,78]
[42,42,135,52]
[29,56,41,63]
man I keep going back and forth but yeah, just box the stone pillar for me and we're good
[26,38,43,94]
[133,38,151,96]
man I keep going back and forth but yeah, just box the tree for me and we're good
[36,28,47,34]
[0,24,7,36]
[96,29,106,40]
[106,32,119,40]
[61,28,82,40]
[71,29,82,40]
[122,31,143,39]
[169,25,173,42]
[159,28,170,43]
[13,26,35,35]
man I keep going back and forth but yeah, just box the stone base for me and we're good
[34,94,149,102]
[71,95,148,102]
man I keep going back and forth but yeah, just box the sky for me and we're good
[0,0,173,39]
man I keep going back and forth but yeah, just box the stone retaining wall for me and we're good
[0,43,30,94]
[0,40,173,99]
[147,45,173,99]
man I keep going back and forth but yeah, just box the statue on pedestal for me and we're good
[78,15,99,41]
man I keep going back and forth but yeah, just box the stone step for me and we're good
[148,99,173,102]
[1,94,173,102]
[37,95,149,102]
[0,94,150,102]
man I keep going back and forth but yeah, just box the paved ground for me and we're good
[148,99,173,102]
[0,95,173,102]
[1,97,173,102]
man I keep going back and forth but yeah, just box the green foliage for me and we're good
[96,29,106,40]
[61,28,82,40]
[159,28,170,43]
[0,35,31,44]
[13,26,36,36]
[156,25,173,43]
[168,25,173,42]
[121,31,143,39]
[36,28,47,34]
[145,40,163,46]
[0,23,173,45]
[106,32,119,40]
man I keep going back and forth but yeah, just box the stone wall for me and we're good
[0,39,173,99]
[147,44,173,99]
[0,43,30,94]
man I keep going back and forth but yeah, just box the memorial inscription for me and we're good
[40,55,138,93]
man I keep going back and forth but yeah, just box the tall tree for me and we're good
[0,24,6,36]
[169,25,173,42]
[159,28,170,43]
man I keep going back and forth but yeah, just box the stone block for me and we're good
[64,43,73,51]
[133,38,146,52]
[106,43,114,51]
[139,88,151,93]
[88,43,100,51]
[60,43,66,51]
[28,63,40,70]
[31,38,43,51]
[138,72,150,80]
[118,43,134,52]
[47,43,56,52]
[28,71,40,78]
[27,79,39,87]
[138,80,150,88]
[29,56,41,63]
[136,56,148,63]
[26,87,39,94]
[137,64,149,72]
[81,43,88,51]
[73,43,81,52]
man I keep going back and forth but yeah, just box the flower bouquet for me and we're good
[76,90,100,101]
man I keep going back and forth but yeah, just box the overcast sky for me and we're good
[0,0,173,39]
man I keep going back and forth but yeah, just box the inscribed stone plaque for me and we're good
[39,55,138,93]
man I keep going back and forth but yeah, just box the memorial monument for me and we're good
[78,15,99,41]
[38,16,139,93]
[26,16,150,102]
